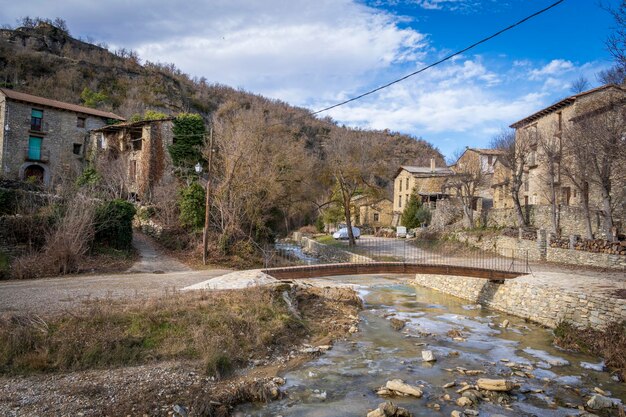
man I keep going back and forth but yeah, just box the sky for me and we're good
[0,0,620,158]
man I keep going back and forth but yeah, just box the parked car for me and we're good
[333,227,361,240]
[396,226,407,238]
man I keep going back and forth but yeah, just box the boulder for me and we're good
[422,350,437,362]
[390,318,406,331]
[367,401,412,417]
[476,378,514,392]
[450,411,464,417]
[586,394,617,410]
[385,379,423,398]
[456,397,473,407]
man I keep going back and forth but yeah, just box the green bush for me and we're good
[315,216,325,233]
[401,193,422,229]
[95,200,136,251]
[178,183,205,230]
[0,188,17,215]
[415,206,432,227]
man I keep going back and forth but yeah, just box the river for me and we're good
[237,275,625,416]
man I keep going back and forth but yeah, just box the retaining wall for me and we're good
[454,231,626,270]
[295,235,372,263]
[414,274,626,329]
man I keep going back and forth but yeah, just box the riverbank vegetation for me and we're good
[0,285,360,377]
[554,320,626,382]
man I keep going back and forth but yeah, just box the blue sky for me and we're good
[0,0,620,159]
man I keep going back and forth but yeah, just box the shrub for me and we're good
[0,188,17,215]
[415,206,432,227]
[315,216,325,233]
[178,183,205,230]
[401,193,422,229]
[95,199,136,251]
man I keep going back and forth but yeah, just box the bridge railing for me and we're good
[262,236,529,274]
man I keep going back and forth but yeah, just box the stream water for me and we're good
[237,275,625,417]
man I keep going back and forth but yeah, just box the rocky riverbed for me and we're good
[237,275,625,417]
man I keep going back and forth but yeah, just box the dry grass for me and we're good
[0,287,306,377]
[554,320,626,381]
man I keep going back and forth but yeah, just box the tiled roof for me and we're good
[468,148,506,156]
[509,84,626,128]
[0,88,125,120]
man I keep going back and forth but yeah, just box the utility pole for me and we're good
[202,127,214,265]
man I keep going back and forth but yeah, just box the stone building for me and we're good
[0,88,124,185]
[351,195,393,230]
[509,84,626,237]
[88,118,174,200]
[392,159,454,226]
[491,158,515,210]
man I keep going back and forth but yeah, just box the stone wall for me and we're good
[295,235,372,263]
[413,274,626,329]
[454,230,626,270]
[487,205,624,239]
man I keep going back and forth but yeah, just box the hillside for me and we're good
[0,22,445,239]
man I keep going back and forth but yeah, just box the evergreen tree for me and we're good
[401,193,422,229]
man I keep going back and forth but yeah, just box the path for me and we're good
[127,232,191,273]
[0,233,231,315]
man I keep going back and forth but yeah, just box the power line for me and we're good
[310,0,566,116]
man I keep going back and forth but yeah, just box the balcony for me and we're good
[23,147,50,163]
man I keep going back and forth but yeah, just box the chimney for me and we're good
[430,157,436,172]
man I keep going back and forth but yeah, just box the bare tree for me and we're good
[490,128,531,227]
[597,65,626,85]
[605,0,626,73]
[569,103,626,239]
[561,125,596,239]
[570,75,590,94]
[323,127,384,246]
[537,130,562,236]
[446,149,484,228]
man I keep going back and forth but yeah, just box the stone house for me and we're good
[491,158,515,210]
[88,118,174,200]
[392,158,454,226]
[509,84,626,237]
[0,88,124,185]
[351,195,393,230]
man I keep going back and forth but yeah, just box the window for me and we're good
[131,129,142,151]
[77,117,86,128]
[31,109,43,131]
[73,143,82,155]
[373,213,379,222]
[488,155,493,165]
[399,179,402,192]
[28,136,42,160]
[398,196,402,208]
[129,160,137,182]
[406,178,409,190]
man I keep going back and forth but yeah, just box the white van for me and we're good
[396,226,407,238]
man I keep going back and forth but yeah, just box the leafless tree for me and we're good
[570,75,590,94]
[605,0,626,73]
[568,103,626,239]
[561,126,596,239]
[537,130,562,236]
[597,65,626,85]
[490,128,531,227]
[323,127,384,246]
[446,149,485,228]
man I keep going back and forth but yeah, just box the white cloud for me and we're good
[412,0,480,11]
[529,59,575,80]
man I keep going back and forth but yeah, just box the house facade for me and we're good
[352,195,393,230]
[491,158,515,210]
[509,84,626,237]
[0,88,124,185]
[392,159,454,226]
[88,118,174,200]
